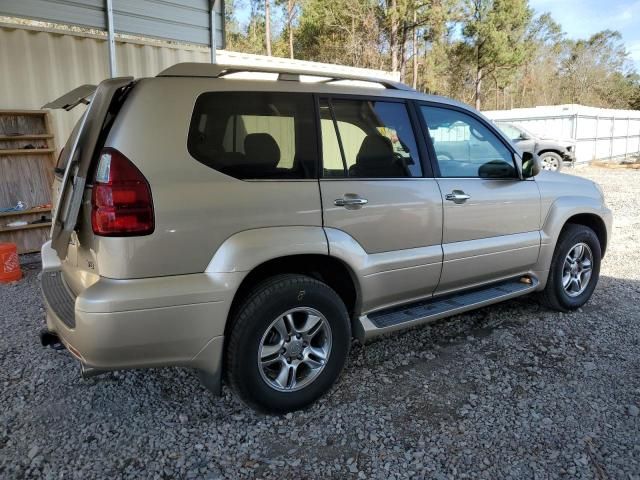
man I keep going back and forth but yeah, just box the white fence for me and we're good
[484,104,640,163]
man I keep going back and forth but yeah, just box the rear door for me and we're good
[318,96,443,311]
[49,77,133,258]
[417,103,541,294]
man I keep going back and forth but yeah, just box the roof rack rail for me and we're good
[157,63,413,91]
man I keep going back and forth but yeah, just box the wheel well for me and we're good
[537,149,563,157]
[226,255,359,334]
[565,213,608,256]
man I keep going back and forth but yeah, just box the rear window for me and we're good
[56,113,85,171]
[187,92,318,179]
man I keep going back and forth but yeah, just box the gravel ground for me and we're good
[1,166,639,480]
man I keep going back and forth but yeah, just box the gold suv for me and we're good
[40,63,612,413]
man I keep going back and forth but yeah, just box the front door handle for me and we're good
[445,190,471,204]
[334,195,368,209]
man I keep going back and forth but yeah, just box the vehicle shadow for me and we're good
[38,274,639,415]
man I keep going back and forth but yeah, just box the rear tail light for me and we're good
[91,148,154,236]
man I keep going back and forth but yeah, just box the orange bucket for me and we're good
[0,243,22,282]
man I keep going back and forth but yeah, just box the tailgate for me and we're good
[49,77,134,259]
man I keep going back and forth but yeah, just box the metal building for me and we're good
[0,0,225,73]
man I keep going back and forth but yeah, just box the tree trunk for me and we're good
[412,10,418,89]
[495,76,499,110]
[475,66,482,110]
[399,26,408,80]
[389,0,399,72]
[288,0,294,59]
[265,0,272,56]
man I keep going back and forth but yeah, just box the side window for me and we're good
[320,98,422,178]
[319,100,348,175]
[188,92,317,179]
[497,123,521,141]
[420,106,517,179]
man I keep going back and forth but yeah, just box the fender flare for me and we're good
[205,226,329,273]
[534,196,612,276]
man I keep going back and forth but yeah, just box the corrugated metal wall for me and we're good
[0,0,224,46]
[0,23,210,147]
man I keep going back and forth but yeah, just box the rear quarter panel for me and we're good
[82,78,323,279]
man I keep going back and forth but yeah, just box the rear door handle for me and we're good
[445,190,471,204]
[334,196,368,209]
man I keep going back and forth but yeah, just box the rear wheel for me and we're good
[540,224,601,311]
[539,151,563,171]
[225,274,350,413]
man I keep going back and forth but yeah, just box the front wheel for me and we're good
[539,151,563,171]
[540,224,601,311]
[225,274,351,413]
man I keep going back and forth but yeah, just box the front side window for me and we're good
[421,106,517,179]
[497,123,523,141]
[188,92,317,179]
[320,98,422,178]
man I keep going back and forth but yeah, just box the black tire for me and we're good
[225,274,351,413]
[539,151,563,171]
[539,224,601,312]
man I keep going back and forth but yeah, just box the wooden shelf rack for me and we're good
[0,110,56,253]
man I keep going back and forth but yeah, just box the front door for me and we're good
[418,104,541,295]
[318,97,443,312]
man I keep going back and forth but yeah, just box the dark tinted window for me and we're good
[320,98,422,178]
[188,92,317,179]
[420,106,516,179]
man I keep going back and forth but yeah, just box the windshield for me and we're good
[498,123,535,141]
[516,124,536,138]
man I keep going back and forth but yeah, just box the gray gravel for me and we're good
[1,166,639,479]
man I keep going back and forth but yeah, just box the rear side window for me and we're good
[320,98,422,178]
[188,92,317,179]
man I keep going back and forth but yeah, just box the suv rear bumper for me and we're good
[41,243,242,390]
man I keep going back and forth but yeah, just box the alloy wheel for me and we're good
[562,242,593,297]
[541,156,560,171]
[257,307,332,392]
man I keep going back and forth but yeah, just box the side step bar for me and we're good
[355,276,539,342]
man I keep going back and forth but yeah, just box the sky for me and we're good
[530,0,640,70]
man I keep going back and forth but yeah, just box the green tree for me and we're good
[458,0,533,109]
[224,0,640,111]
[560,30,636,108]
[295,0,383,68]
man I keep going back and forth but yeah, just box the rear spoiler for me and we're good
[42,84,97,111]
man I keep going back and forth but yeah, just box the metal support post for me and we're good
[105,0,117,77]
[210,0,217,64]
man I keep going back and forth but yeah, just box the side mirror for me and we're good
[519,132,530,140]
[521,151,541,178]
[478,160,517,178]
